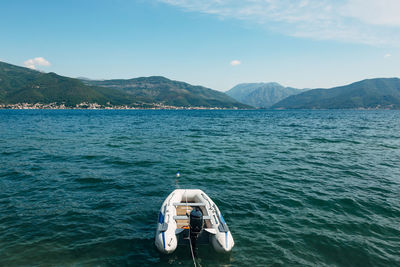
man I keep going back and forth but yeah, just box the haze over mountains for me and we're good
[0,61,248,109]
[226,83,305,108]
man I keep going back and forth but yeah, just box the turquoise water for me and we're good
[0,110,399,266]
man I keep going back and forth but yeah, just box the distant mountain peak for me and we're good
[226,82,303,108]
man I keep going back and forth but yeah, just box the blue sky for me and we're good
[1,0,399,91]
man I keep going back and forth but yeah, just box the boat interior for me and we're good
[175,204,193,229]
[174,201,212,229]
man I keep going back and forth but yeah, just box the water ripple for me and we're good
[0,110,400,266]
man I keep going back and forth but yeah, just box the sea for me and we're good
[0,109,399,266]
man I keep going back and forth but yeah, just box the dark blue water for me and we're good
[0,110,399,266]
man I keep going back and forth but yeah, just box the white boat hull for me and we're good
[155,189,234,254]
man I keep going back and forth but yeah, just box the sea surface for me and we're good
[0,110,399,266]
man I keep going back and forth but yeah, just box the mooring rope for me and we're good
[185,189,197,267]
[188,231,197,267]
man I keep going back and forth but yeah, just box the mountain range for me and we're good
[2,60,400,110]
[81,76,248,108]
[272,78,400,109]
[226,82,305,108]
[0,61,248,109]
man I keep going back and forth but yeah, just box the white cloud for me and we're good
[341,0,400,27]
[230,60,241,66]
[159,0,400,46]
[384,53,391,58]
[24,57,51,69]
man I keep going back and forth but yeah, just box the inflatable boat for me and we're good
[155,189,234,254]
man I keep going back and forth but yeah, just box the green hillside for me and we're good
[83,76,250,108]
[272,78,400,109]
[0,61,249,108]
[0,61,133,106]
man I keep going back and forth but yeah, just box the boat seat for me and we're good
[173,203,206,206]
[174,215,211,221]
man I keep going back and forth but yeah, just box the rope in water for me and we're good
[188,231,197,267]
[185,189,197,267]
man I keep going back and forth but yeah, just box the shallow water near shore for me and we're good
[0,109,399,266]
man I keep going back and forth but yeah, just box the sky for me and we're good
[1,0,400,91]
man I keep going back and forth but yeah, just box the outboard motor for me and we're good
[189,207,204,256]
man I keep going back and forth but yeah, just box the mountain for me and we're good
[272,78,400,109]
[226,82,303,108]
[82,76,249,108]
[0,61,249,108]
[0,61,134,106]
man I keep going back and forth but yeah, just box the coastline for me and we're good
[0,102,240,110]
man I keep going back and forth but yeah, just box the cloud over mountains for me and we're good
[24,57,51,70]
